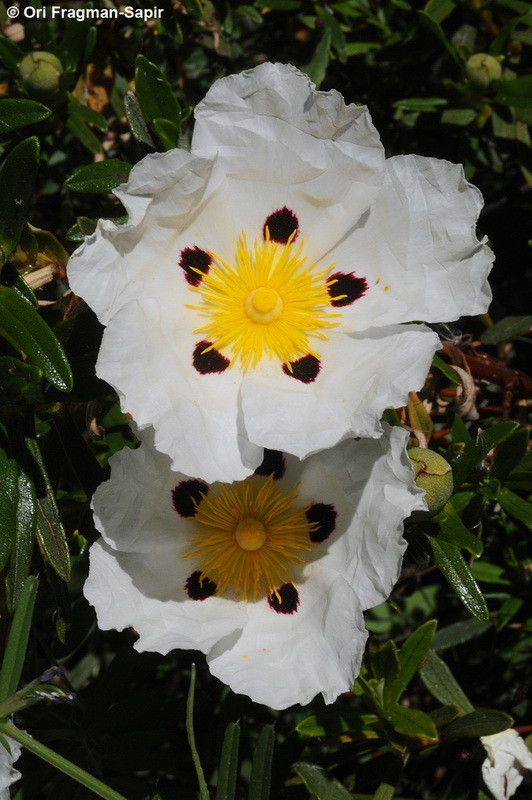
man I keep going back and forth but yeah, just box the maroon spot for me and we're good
[172,479,209,517]
[306,503,337,543]
[268,583,299,614]
[263,207,299,244]
[179,246,212,286]
[328,271,368,307]
[185,571,217,600]
[254,450,286,480]
[282,354,320,384]
[193,340,230,374]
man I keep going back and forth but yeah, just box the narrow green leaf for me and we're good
[423,0,457,24]
[497,486,532,525]
[432,618,491,651]
[384,620,437,706]
[0,99,51,134]
[248,725,275,800]
[0,137,39,265]
[0,357,45,405]
[432,354,462,385]
[135,54,183,128]
[428,705,461,729]
[216,722,240,800]
[0,575,38,701]
[66,108,103,154]
[292,762,353,800]
[393,97,448,112]
[471,560,511,585]
[453,421,519,487]
[65,159,133,193]
[450,412,473,445]
[495,596,523,631]
[419,650,474,714]
[435,505,483,557]
[296,711,379,738]
[372,784,395,800]
[370,639,400,684]
[7,465,37,610]
[491,428,530,480]
[443,710,513,741]
[0,285,73,391]
[302,28,332,88]
[124,91,155,147]
[186,664,210,800]
[424,534,489,621]
[479,315,532,344]
[0,445,18,571]
[386,705,438,740]
[152,117,180,150]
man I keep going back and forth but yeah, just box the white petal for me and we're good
[241,325,440,457]
[0,736,23,797]
[481,729,532,800]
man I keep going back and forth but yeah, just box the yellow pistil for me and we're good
[184,476,315,601]
[187,232,339,371]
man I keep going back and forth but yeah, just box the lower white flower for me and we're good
[0,735,23,800]
[481,729,532,800]
[84,424,425,709]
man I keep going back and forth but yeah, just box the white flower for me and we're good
[84,423,425,709]
[481,729,532,800]
[68,62,493,483]
[0,735,23,800]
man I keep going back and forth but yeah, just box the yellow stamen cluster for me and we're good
[187,232,339,371]
[184,476,314,601]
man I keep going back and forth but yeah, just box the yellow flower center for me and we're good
[187,232,339,371]
[184,476,315,601]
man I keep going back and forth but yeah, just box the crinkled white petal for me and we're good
[241,325,440,456]
[0,735,23,799]
[85,424,422,708]
[481,729,532,800]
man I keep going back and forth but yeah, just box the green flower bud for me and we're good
[408,447,453,516]
[465,53,502,89]
[19,51,63,96]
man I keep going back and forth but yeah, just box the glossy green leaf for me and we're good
[443,710,513,741]
[471,560,511,585]
[0,357,45,405]
[495,76,532,107]
[497,486,532,525]
[135,54,183,128]
[0,445,18,571]
[480,315,532,344]
[124,90,155,147]
[0,575,38,701]
[435,505,483,557]
[452,421,519,487]
[424,534,489,622]
[0,98,51,133]
[248,725,274,800]
[432,618,491,651]
[385,704,438,740]
[419,650,474,713]
[10,269,39,308]
[384,620,437,706]
[0,285,73,391]
[450,412,473,445]
[292,763,353,800]
[432,354,462,385]
[152,117,180,150]
[65,159,133,194]
[7,465,37,611]
[491,428,530,480]
[216,722,240,800]
[429,705,461,729]
[0,137,40,265]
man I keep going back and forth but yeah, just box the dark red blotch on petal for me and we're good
[193,340,230,374]
[254,449,286,480]
[282,354,321,384]
[179,246,212,286]
[268,583,299,614]
[328,271,368,307]
[263,207,299,244]
[306,503,337,543]
[185,571,217,600]
[172,479,209,517]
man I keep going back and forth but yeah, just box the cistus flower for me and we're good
[0,735,23,800]
[84,424,425,709]
[481,729,532,800]
[68,62,493,483]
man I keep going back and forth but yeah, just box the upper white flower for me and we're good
[84,423,425,709]
[481,729,532,800]
[0,735,23,800]
[68,62,493,483]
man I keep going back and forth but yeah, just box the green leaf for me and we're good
[479,315,532,344]
[495,76,532,108]
[0,137,40,265]
[237,5,263,23]
[0,99,51,134]
[423,0,457,23]
[384,620,437,706]
[0,445,18,571]
[443,710,513,741]
[497,486,532,525]
[432,354,462,385]
[450,413,473,445]
[393,97,448,112]
[419,650,474,714]
[423,534,489,622]
[135,54,183,129]
[292,762,353,800]
[152,117,180,150]
[491,428,530,480]
[302,28,332,88]
[435,505,483,557]
[66,96,108,154]
[385,705,438,740]
[0,285,73,391]
[471,560,511,585]
[369,639,399,684]
[296,711,379,738]
[0,357,45,406]
[7,464,37,610]
[432,618,491,651]
[0,575,38,701]
[453,421,520,487]
[124,90,155,147]
[65,159,133,194]
[56,16,95,73]
[417,11,461,64]
[0,32,24,73]
[248,725,274,800]
[216,722,240,800]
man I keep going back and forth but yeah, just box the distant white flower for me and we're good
[481,729,532,800]
[0,735,23,800]
[68,62,493,483]
[84,424,425,709]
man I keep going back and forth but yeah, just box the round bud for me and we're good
[465,53,502,89]
[19,51,63,95]
[408,448,454,516]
